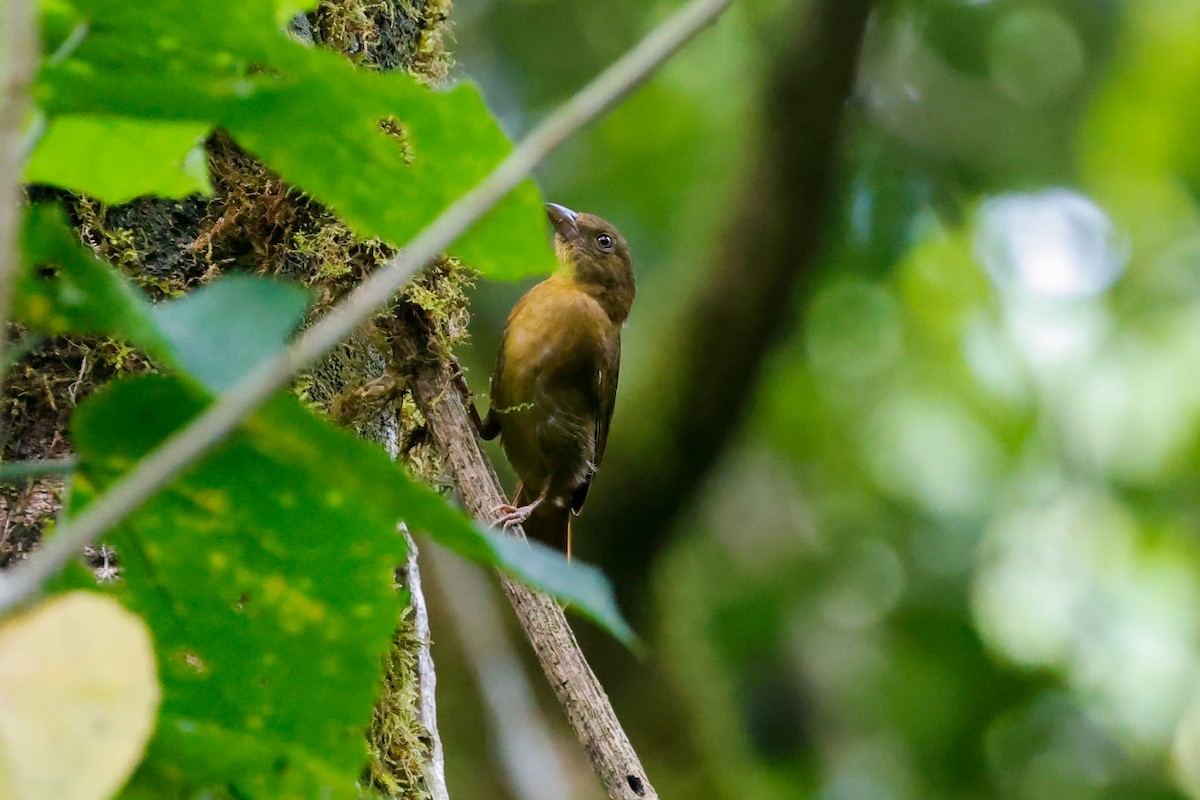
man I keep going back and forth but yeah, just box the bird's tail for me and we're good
[518,486,572,558]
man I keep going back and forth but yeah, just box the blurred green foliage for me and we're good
[452,1,1200,798]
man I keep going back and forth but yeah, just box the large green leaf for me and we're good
[17,205,168,351]
[35,0,556,280]
[150,275,309,393]
[25,115,212,203]
[17,207,310,395]
[120,718,360,800]
[70,371,634,793]
[71,375,411,791]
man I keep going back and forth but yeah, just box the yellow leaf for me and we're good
[0,592,160,800]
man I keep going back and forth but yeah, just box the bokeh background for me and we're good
[432,1,1200,797]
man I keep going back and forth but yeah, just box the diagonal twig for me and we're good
[426,544,574,800]
[0,0,39,402]
[0,0,733,613]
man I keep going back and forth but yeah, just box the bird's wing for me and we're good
[594,331,621,468]
[570,330,620,516]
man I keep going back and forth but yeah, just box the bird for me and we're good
[476,202,635,558]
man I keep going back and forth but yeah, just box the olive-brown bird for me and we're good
[477,203,635,557]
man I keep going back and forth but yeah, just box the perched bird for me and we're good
[477,203,636,557]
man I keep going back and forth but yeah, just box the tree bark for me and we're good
[388,306,661,800]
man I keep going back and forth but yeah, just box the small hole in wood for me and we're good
[626,774,645,795]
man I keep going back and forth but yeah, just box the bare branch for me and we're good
[0,0,733,613]
[390,309,658,800]
[0,0,39,400]
[426,545,574,800]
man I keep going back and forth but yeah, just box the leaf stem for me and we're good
[0,0,734,613]
[0,457,78,482]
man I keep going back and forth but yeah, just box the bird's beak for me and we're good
[545,203,581,241]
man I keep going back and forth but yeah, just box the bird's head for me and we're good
[545,202,636,324]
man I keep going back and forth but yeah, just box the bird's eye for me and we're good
[595,233,614,252]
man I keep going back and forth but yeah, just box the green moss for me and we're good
[364,608,432,799]
[311,0,452,84]
[74,199,193,299]
[403,257,476,351]
[292,216,391,286]
[74,199,140,267]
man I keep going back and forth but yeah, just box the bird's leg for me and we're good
[493,481,549,530]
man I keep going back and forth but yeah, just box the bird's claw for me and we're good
[492,502,535,529]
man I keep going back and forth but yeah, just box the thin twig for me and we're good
[389,309,658,800]
[0,0,39,400]
[399,526,450,800]
[0,457,78,483]
[0,0,733,613]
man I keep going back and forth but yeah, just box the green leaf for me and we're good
[37,0,556,280]
[121,718,359,800]
[25,115,213,203]
[481,529,638,646]
[236,374,635,644]
[272,0,317,26]
[71,374,413,791]
[150,275,309,393]
[16,205,168,351]
[65,372,634,793]
[17,206,311,394]
[390,483,637,644]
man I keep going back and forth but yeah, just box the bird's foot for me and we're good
[492,502,539,529]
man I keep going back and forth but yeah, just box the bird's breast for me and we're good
[497,281,615,402]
